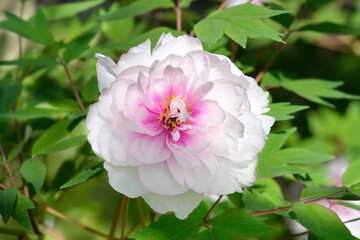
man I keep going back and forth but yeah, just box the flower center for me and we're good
[157,92,192,130]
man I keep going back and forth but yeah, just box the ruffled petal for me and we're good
[104,162,149,198]
[95,53,118,93]
[142,190,204,219]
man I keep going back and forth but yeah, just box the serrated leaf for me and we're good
[0,57,58,66]
[99,0,174,21]
[299,22,360,35]
[300,186,347,200]
[267,102,308,121]
[0,187,17,224]
[0,8,55,48]
[281,79,360,108]
[194,4,289,47]
[105,27,184,51]
[63,25,99,63]
[130,213,201,240]
[40,135,87,155]
[0,108,67,120]
[292,202,354,240]
[257,148,333,177]
[44,0,105,20]
[12,194,35,231]
[20,159,46,193]
[210,209,277,237]
[61,161,104,189]
[342,159,360,186]
[31,119,73,157]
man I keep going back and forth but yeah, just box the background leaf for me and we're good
[130,213,201,240]
[20,159,46,193]
[267,102,309,121]
[12,194,35,230]
[0,187,17,224]
[342,158,360,186]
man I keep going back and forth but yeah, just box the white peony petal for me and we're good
[104,162,149,198]
[95,53,118,93]
[138,162,189,195]
[142,190,204,219]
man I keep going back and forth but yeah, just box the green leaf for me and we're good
[51,161,76,190]
[306,0,337,11]
[227,192,244,208]
[337,202,360,212]
[194,230,215,240]
[348,183,360,198]
[99,0,174,21]
[292,202,354,240]
[7,140,25,162]
[299,22,360,35]
[0,83,21,112]
[0,8,55,48]
[44,0,106,20]
[0,187,17,224]
[61,161,104,189]
[81,77,99,102]
[67,108,89,120]
[63,25,99,63]
[261,128,297,155]
[130,213,201,240]
[106,27,184,51]
[342,159,360,186]
[210,209,277,237]
[0,58,58,66]
[31,119,73,157]
[300,186,347,200]
[281,79,360,108]
[12,194,35,230]
[257,148,334,177]
[194,4,289,48]
[40,135,87,155]
[0,108,67,120]
[267,102,309,121]
[20,159,46,193]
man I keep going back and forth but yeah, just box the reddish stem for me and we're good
[203,195,223,222]
[176,0,182,32]
[217,0,228,10]
[0,143,16,187]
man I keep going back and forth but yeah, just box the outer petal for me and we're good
[142,190,204,219]
[152,33,203,61]
[104,162,149,198]
[95,53,118,93]
[138,162,189,195]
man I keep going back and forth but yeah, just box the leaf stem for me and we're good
[109,196,125,239]
[135,198,146,228]
[0,143,16,187]
[251,190,348,216]
[175,0,182,32]
[203,195,223,222]
[255,3,307,83]
[217,0,228,10]
[121,197,129,240]
[54,51,85,110]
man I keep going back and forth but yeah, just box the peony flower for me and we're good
[225,0,265,8]
[86,33,274,219]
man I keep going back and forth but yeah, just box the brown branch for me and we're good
[175,0,182,32]
[0,143,16,187]
[135,198,146,228]
[109,196,125,239]
[217,0,228,10]
[54,52,85,110]
[40,222,69,240]
[35,201,109,238]
[203,195,223,222]
[230,40,239,62]
[121,197,129,240]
